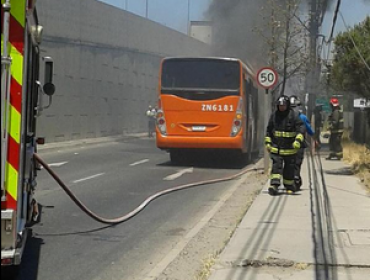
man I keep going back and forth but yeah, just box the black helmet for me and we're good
[290,95,301,107]
[276,95,290,107]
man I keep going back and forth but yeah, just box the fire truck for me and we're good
[1,0,55,267]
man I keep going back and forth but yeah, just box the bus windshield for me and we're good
[161,59,240,91]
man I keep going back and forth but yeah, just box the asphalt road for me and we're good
[5,137,249,280]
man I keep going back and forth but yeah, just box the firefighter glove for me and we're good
[266,143,272,152]
[293,141,301,149]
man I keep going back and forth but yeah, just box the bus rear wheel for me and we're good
[1,265,20,280]
[234,151,248,165]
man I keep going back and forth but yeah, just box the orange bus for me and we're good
[156,57,261,163]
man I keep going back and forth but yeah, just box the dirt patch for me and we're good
[154,168,268,280]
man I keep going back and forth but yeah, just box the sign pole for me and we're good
[264,89,270,174]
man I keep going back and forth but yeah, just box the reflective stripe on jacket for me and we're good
[265,109,305,155]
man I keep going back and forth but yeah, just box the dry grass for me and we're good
[343,142,370,190]
[195,254,217,280]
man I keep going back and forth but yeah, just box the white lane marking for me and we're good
[48,161,68,167]
[72,173,105,184]
[130,159,149,166]
[164,168,194,181]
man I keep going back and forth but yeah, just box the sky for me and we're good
[99,0,369,36]
[321,0,369,59]
[322,0,370,37]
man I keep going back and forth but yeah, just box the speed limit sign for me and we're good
[257,67,278,89]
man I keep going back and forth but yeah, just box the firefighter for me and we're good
[327,98,344,160]
[290,95,314,190]
[265,95,305,195]
[146,105,156,137]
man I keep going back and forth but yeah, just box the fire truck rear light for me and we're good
[157,112,164,118]
[234,120,241,126]
[1,258,13,265]
[158,119,165,125]
[36,137,45,145]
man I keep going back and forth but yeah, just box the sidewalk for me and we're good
[208,151,370,280]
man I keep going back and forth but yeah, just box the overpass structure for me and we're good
[37,0,210,142]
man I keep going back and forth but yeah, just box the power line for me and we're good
[339,12,370,72]
[328,0,341,42]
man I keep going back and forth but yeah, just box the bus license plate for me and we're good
[192,126,206,132]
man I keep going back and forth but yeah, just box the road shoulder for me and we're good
[145,160,267,280]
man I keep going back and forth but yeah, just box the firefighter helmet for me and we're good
[276,95,290,107]
[330,98,340,107]
[290,95,301,107]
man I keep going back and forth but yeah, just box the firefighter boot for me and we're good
[294,176,302,191]
[326,153,334,160]
[285,184,297,194]
[268,185,278,196]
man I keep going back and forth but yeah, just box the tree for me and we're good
[330,16,370,99]
[254,0,310,97]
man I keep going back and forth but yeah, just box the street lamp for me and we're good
[187,0,190,35]
[146,0,148,18]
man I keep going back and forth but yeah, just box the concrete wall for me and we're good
[37,0,210,142]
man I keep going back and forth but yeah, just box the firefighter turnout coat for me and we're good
[328,107,344,158]
[265,109,305,188]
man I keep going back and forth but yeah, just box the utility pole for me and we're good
[270,7,277,99]
[307,0,319,120]
[263,3,280,174]
[263,7,277,175]
[279,2,292,98]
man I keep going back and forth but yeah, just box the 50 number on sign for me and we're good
[260,72,275,83]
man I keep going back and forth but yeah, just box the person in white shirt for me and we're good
[146,105,156,137]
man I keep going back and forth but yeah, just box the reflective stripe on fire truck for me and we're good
[2,0,26,210]
[9,106,21,143]
[9,46,24,85]
[8,0,25,26]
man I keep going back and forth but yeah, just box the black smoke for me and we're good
[206,0,341,69]
[207,0,271,68]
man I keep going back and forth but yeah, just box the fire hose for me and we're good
[34,153,263,225]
